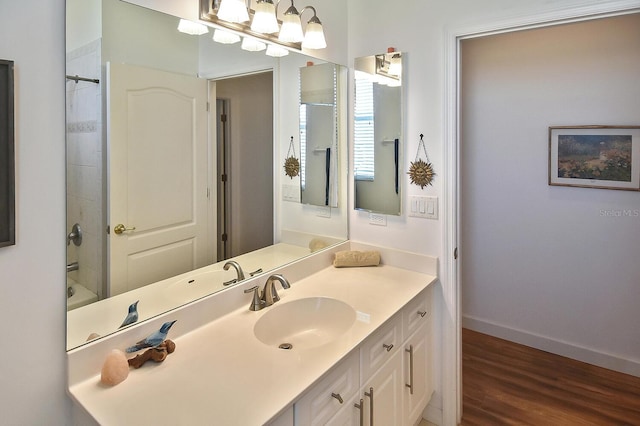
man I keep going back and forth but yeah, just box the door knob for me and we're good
[113,224,136,235]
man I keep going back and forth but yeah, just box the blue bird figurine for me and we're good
[125,320,177,353]
[119,300,139,328]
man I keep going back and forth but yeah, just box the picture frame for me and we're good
[549,125,640,191]
[0,59,15,247]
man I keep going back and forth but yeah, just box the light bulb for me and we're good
[278,7,303,43]
[216,0,249,23]
[213,29,240,44]
[250,0,279,34]
[177,19,209,35]
[241,37,266,52]
[301,21,326,49]
[265,44,289,57]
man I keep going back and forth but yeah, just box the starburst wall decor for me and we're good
[284,136,300,179]
[408,134,435,189]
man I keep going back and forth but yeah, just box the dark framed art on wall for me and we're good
[0,59,15,247]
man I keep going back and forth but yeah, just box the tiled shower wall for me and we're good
[66,39,102,299]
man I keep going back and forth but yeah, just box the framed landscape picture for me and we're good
[0,59,15,247]
[549,125,640,191]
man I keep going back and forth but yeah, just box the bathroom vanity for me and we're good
[67,242,437,425]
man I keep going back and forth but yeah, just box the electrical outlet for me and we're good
[316,206,331,218]
[369,213,387,226]
[282,184,298,202]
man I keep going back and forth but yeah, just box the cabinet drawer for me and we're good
[360,313,402,383]
[294,351,360,426]
[403,287,432,340]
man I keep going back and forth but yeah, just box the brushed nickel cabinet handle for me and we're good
[331,392,343,404]
[382,343,393,352]
[417,310,427,318]
[405,344,414,395]
[364,387,374,426]
[354,398,364,426]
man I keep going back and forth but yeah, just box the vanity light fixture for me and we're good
[388,53,402,77]
[241,36,267,52]
[200,0,327,51]
[278,1,304,43]
[375,52,402,86]
[301,7,326,49]
[216,0,249,23]
[213,28,241,44]
[177,19,209,35]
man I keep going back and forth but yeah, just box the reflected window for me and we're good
[354,75,374,181]
[299,103,307,189]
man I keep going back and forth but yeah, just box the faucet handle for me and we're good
[243,286,264,311]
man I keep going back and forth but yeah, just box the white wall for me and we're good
[0,0,71,423]
[103,0,199,76]
[460,14,640,375]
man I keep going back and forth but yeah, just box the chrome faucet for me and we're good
[261,274,291,307]
[223,260,245,283]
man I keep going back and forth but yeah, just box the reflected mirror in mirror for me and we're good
[299,62,339,207]
[353,52,403,215]
[65,0,347,350]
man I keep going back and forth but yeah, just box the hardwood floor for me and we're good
[462,329,640,425]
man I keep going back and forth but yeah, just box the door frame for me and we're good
[442,1,640,424]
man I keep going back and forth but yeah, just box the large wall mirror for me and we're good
[65,0,347,350]
[353,52,403,215]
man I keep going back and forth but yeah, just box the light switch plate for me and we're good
[408,196,438,219]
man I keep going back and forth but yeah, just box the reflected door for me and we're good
[107,62,211,296]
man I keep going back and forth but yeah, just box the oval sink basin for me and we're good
[254,297,356,349]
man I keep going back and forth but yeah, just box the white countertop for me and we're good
[68,263,436,425]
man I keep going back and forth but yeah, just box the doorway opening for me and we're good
[213,71,274,262]
[447,6,640,424]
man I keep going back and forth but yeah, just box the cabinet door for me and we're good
[403,321,432,425]
[295,351,360,426]
[268,405,294,426]
[325,395,362,426]
[363,349,403,426]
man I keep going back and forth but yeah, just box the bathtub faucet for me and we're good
[67,262,79,273]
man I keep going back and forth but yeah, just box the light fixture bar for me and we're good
[200,0,302,51]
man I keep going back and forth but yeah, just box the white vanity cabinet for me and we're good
[293,287,433,426]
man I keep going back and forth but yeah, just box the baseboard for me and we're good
[463,315,640,378]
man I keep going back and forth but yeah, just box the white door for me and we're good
[107,62,211,296]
